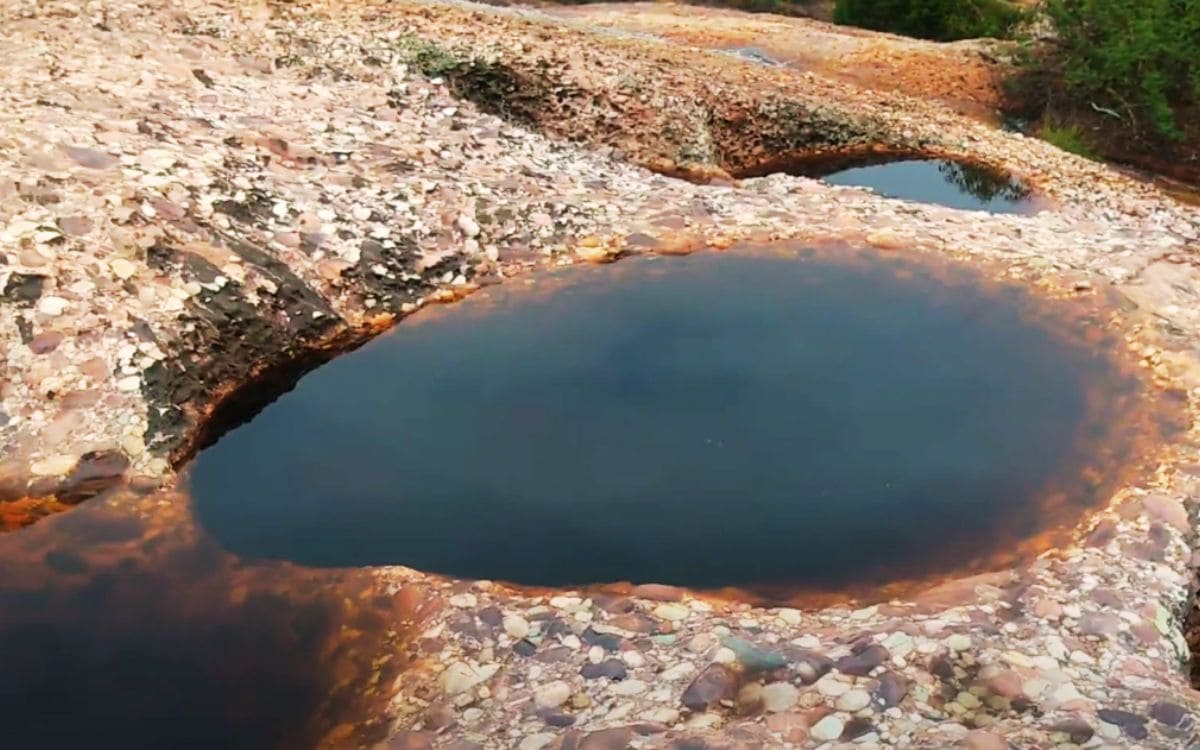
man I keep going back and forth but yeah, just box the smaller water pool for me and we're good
[820,158,1036,214]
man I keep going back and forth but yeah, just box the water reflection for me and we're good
[821,158,1037,213]
[0,489,419,750]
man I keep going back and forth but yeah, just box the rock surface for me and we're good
[1,0,1200,748]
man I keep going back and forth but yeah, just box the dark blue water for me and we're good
[822,158,1036,213]
[190,249,1123,592]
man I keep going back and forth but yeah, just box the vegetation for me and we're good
[1038,0,1200,140]
[1033,121,1097,159]
[832,0,1025,41]
[936,161,1031,201]
[549,0,825,17]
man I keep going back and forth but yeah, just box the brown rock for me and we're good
[578,727,635,750]
[581,659,627,680]
[984,670,1023,700]
[836,643,888,676]
[56,215,94,236]
[1091,588,1123,608]
[681,663,739,711]
[1142,494,1190,532]
[476,605,502,628]
[421,702,456,731]
[63,145,119,170]
[875,670,909,707]
[789,649,833,684]
[1098,708,1149,740]
[1086,519,1117,547]
[841,717,874,740]
[79,357,109,380]
[29,330,64,354]
[929,651,956,681]
[1078,612,1121,638]
[1049,718,1094,743]
[1149,701,1189,727]
[607,612,658,633]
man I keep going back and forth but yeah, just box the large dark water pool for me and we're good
[190,248,1133,594]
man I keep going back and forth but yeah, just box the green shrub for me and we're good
[832,0,1024,41]
[1042,0,1200,140]
[1035,121,1098,159]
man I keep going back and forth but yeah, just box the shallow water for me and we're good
[821,158,1035,214]
[191,248,1136,593]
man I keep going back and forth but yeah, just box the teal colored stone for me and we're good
[721,635,788,672]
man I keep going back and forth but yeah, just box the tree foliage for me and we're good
[832,0,1024,41]
[1042,0,1200,139]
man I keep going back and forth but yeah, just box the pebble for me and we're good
[110,258,137,280]
[660,662,696,681]
[720,635,787,672]
[448,593,477,608]
[517,733,553,750]
[836,688,871,712]
[776,608,802,625]
[609,678,646,696]
[37,296,69,316]
[810,715,845,742]
[875,671,908,707]
[581,659,627,680]
[457,214,480,238]
[441,662,496,695]
[681,663,738,711]
[687,633,716,654]
[654,602,689,621]
[816,674,851,698]
[1142,494,1189,532]
[946,634,972,652]
[533,680,570,708]
[836,644,888,676]
[503,614,530,639]
[760,682,799,712]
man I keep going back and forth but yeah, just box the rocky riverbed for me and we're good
[2,0,1200,747]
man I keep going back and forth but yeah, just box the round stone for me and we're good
[817,675,850,698]
[503,614,530,639]
[37,296,69,316]
[836,689,871,712]
[533,680,571,709]
[760,682,799,712]
[810,715,845,742]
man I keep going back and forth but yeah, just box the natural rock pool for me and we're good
[743,156,1037,214]
[820,158,1036,213]
[190,247,1143,598]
